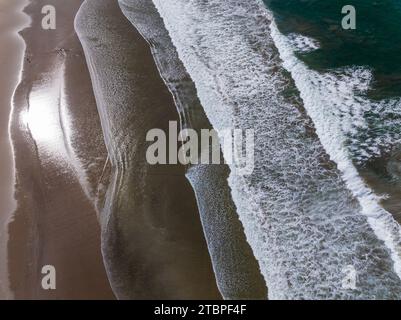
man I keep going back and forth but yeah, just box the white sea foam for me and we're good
[269,19,401,280]
[152,0,401,298]
[287,33,320,53]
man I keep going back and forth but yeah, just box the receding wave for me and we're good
[118,0,267,299]
[75,0,222,299]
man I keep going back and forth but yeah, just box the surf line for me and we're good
[267,14,401,280]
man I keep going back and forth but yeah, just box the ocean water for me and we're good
[265,0,401,99]
[72,0,401,299]
[263,0,401,274]
[265,0,401,170]
[152,0,401,298]
[263,0,401,296]
[264,1,401,210]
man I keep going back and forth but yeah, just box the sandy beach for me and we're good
[0,0,30,299]
[8,0,114,299]
[3,0,401,301]
[3,0,224,299]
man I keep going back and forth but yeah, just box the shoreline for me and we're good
[3,0,401,300]
[76,0,221,299]
[118,0,267,299]
[8,0,114,299]
[0,0,30,299]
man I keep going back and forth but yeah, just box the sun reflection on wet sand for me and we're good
[19,69,70,163]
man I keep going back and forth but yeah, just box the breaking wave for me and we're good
[151,0,401,299]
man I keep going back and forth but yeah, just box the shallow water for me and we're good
[118,0,267,299]
[75,0,221,299]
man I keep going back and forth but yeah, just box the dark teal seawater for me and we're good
[263,1,401,221]
[264,0,401,99]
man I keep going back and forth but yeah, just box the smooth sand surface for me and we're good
[0,0,30,299]
[76,0,221,299]
[8,0,114,299]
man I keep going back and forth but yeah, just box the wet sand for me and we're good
[8,0,114,299]
[76,0,221,299]
[0,0,30,299]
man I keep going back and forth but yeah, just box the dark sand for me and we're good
[76,0,221,299]
[8,0,114,299]
[0,0,30,299]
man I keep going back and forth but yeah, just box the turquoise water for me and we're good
[264,0,401,99]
